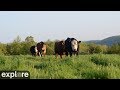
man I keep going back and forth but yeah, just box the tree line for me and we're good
[0,36,120,55]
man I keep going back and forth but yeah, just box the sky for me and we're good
[0,11,120,43]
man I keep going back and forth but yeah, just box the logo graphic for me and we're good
[0,71,30,79]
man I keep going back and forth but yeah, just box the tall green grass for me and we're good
[0,54,120,79]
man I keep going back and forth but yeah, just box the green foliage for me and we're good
[13,35,21,43]
[91,55,109,66]
[86,43,108,54]
[107,43,120,54]
[1,54,120,79]
[79,42,89,54]
[25,36,35,43]
[0,43,7,55]
[21,41,36,55]
[45,40,54,55]
[5,36,36,55]
[88,43,101,54]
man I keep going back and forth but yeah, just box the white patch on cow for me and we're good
[71,40,78,51]
[35,46,38,53]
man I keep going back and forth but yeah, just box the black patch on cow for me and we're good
[30,46,36,56]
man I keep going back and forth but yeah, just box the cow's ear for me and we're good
[78,41,81,43]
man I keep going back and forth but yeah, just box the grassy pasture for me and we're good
[0,54,120,79]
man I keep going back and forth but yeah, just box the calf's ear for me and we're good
[78,41,81,43]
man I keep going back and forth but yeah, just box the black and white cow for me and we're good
[30,45,38,56]
[65,37,81,57]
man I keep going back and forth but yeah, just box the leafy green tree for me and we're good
[13,35,21,43]
[25,36,35,43]
[100,45,108,54]
[107,43,120,54]
[21,36,36,55]
[0,43,7,55]
[45,40,54,55]
[88,43,96,54]
[6,36,22,55]
[87,43,106,54]
[79,42,89,54]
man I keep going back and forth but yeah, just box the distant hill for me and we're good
[85,40,101,43]
[85,35,120,46]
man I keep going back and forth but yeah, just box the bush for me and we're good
[107,43,120,54]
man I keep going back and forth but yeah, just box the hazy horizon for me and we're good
[0,11,120,43]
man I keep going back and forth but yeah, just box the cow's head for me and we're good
[37,41,45,51]
[71,38,81,51]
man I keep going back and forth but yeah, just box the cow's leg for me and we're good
[73,52,75,55]
[33,53,35,56]
[43,53,45,57]
[37,51,39,56]
[65,52,68,56]
[38,51,41,57]
[44,53,46,57]
[60,54,62,59]
[76,52,79,56]
[70,52,72,57]
[40,52,42,57]
[35,52,37,56]
[32,53,34,56]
